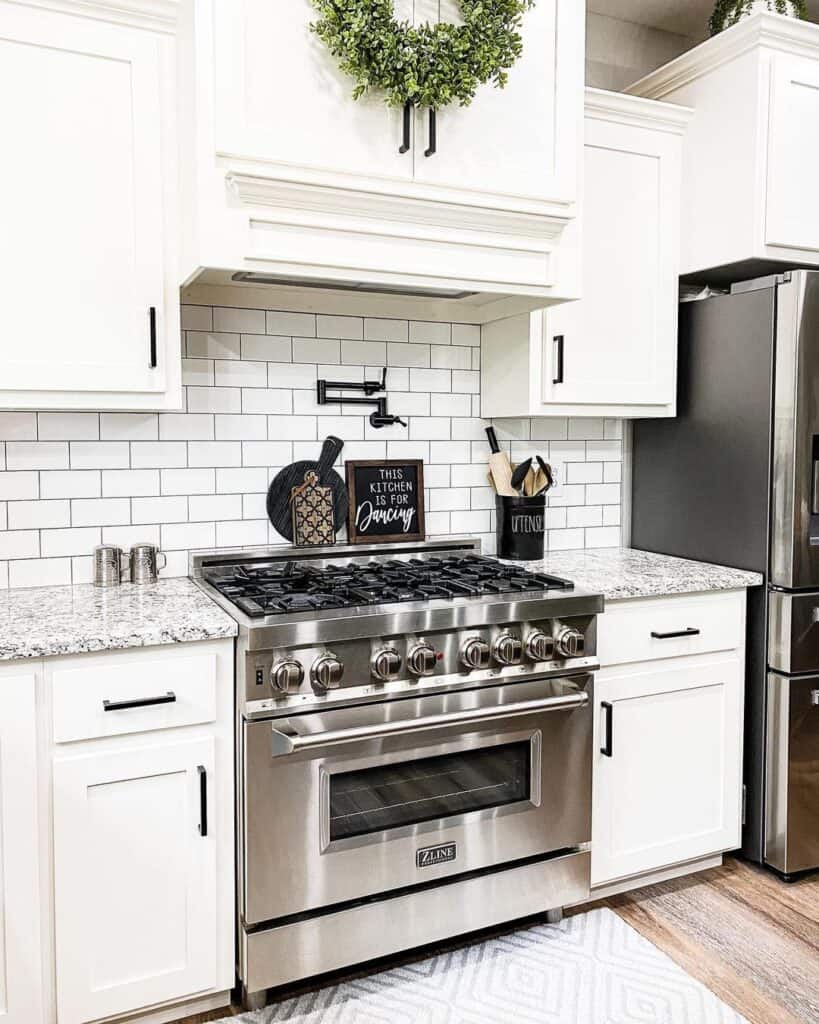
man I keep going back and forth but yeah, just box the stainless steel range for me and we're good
[192,537,603,1009]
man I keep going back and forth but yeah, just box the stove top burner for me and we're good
[207,554,574,618]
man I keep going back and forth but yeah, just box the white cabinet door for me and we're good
[212,0,414,181]
[592,659,743,887]
[0,673,44,1024]
[765,55,819,253]
[0,3,167,395]
[541,111,681,411]
[54,738,218,1024]
[412,1,580,201]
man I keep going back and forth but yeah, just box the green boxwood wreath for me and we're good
[709,0,806,35]
[310,0,536,110]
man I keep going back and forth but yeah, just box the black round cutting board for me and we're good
[266,436,347,542]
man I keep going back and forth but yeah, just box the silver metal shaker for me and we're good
[93,545,126,587]
[128,543,167,584]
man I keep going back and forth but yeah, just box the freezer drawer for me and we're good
[765,672,819,876]
[768,590,819,674]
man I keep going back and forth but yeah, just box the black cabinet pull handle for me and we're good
[399,100,412,154]
[552,335,564,385]
[601,701,613,757]
[103,691,176,712]
[424,108,437,157]
[149,306,158,369]
[650,628,701,640]
[198,765,208,837]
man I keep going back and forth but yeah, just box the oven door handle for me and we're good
[269,691,589,757]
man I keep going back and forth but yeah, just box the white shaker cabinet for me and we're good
[481,89,689,418]
[50,639,235,1024]
[178,0,584,319]
[0,0,181,411]
[0,669,45,1024]
[591,592,746,889]
[628,13,819,277]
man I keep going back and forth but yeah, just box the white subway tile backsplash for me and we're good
[38,413,99,441]
[0,530,40,559]
[0,301,623,588]
[71,498,130,528]
[317,315,363,340]
[187,387,241,415]
[70,442,130,470]
[0,473,39,501]
[242,335,292,362]
[41,471,101,500]
[266,311,316,337]
[9,558,71,589]
[0,413,37,441]
[213,306,265,334]
[215,359,267,388]
[9,499,69,531]
[100,414,158,441]
[102,469,160,498]
[131,442,188,469]
[7,443,69,471]
[181,304,213,331]
[161,468,216,496]
[364,318,408,343]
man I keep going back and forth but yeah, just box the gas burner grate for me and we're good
[207,554,573,618]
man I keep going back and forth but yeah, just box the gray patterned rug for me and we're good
[229,908,747,1023]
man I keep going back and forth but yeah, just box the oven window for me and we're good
[328,741,531,841]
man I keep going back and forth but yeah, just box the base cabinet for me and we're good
[53,738,219,1024]
[591,592,746,890]
[0,670,44,1024]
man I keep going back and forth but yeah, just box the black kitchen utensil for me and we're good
[267,436,347,542]
[485,425,501,454]
[511,458,533,494]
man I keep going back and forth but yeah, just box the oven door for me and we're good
[242,675,592,925]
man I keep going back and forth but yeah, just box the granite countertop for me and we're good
[0,578,237,662]
[514,547,763,601]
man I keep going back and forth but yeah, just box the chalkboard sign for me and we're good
[345,460,425,545]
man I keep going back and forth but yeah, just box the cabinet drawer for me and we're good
[53,649,217,743]
[598,592,745,668]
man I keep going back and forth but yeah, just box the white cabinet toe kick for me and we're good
[240,849,590,997]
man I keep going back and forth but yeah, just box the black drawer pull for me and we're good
[650,628,701,640]
[552,335,564,385]
[399,100,411,154]
[198,765,208,837]
[424,108,437,157]
[148,306,158,368]
[103,692,176,712]
[601,701,613,757]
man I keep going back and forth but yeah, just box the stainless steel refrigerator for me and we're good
[632,269,819,879]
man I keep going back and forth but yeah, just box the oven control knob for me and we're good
[493,632,523,666]
[525,630,555,662]
[460,637,491,671]
[371,648,402,682]
[556,627,585,659]
[311,654,344,691]
[270,659,304,694]
[407,642,437,678]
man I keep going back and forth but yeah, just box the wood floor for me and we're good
[173,856,819,1024]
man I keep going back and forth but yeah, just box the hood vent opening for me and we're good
[231,272,477,300]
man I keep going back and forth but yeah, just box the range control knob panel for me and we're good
[460,637,491,671]
[270,658,304,694]
[311,653,344,691]
[407,642,437,677]
[525,630,555,662]
[371,647,402,682]
[556,627,585,658]
[493,632,523,666]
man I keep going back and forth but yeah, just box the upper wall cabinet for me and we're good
[0,0,181,411]
[177,0,584,322]
[481,89,690,419]
[628,13,819,279]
